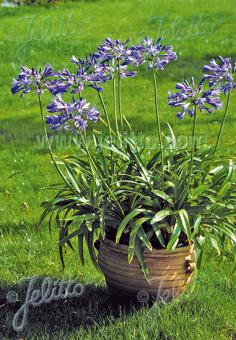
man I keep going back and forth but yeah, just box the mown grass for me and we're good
[0,0,236,339]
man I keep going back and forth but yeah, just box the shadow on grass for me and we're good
[0,278,142,338]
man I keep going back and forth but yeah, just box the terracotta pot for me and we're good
[98,238,195,301]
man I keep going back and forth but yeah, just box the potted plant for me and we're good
[12,38,236,300]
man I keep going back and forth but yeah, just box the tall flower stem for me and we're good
[187,104,197,193]
[117,59,123,131]
[97,91,113,146]
[152,68,164,170]
[203,89,231,181]
[38,94,71,188]
[113,77,119,134]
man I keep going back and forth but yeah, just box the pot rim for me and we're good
[100,238,194,256]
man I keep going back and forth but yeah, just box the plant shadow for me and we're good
[0,277,143,338]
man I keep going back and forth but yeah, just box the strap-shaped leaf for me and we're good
[116,208,146,243]
[178,209,191,241]
[189,185,208,200]
[85,230,101,272]
[128,217,150,263]
[217,182,231,200]
[59,223,86,246]
[152,190,174,205]
[65,165,80,193]
[59,228,66,270]
[210,236,221,255]
[138,227,152,251]
[152,223,165,247]
[134,238,149,280]
[150,208,173,224]
[99,144,129,160]
[167,223,181,251]
[64,213,96,222]
[191,215,201,238]
[64,228,74,252]
[78,234,84,266]
[146,150,161,170]
[167,123,177,149]
[126,143,149,180]
[193,235,205,270]
[100,207,106,238]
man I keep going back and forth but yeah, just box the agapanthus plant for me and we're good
[11,38,236,281]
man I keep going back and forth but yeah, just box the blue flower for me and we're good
[168,77,223,119]
[96,38,131,61]
[143,37,177,70]
[74,117,88,131]
[45,113,69,131]
[203,56,236,94]
[48,55,112,96]
[46,95,100,132]
[126,37,177,71]
[11,64,53,97]
[86,106,100,122]
[94,38,138,80]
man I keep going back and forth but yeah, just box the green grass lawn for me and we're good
[0,0,236,338]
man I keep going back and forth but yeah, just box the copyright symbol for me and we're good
[137,290,149,303]
[6,291,19,303]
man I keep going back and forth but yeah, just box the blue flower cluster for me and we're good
[168,78,223,119]
[46,95,100,132]
[203,56,236,94]
[11,65,53,97]
[12,36,178,132]
[168,56,236,119]
[126,37,177,70]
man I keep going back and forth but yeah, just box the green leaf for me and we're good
[138,227,152,251]
[152,190,174,205]
[178,209,191,241]
[167,223,181,251]
[209,165,224,175]
[116,208,146,243]
[85,230,101,272]
[100,144,129,160]
[64,213,96,222]
[150,209,173,224]
[146,150,161,170]
[134,238,149,280]
[59,223,86,246]
[167,123,177,149]
[100,206,106,238]
[78,234,84,266]
[210,236,221,255]
[128,217,150,263]
[191,215,201,238]
[65,165,80,193]
[217,182,231,199]
[59,228,66,270]
[151,223,165,247]
[189,185,208,200]
[194,235,205,270]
